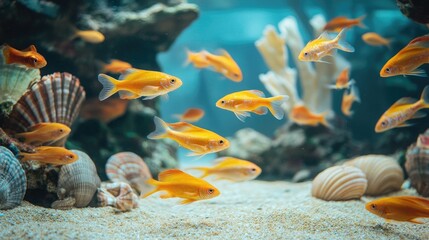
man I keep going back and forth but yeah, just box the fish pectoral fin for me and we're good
[326,49,337,56]
[397,122,414,128]
[142,95,160,100]
[180,198,196,205]
[411,111,427,119]
[184,191,198,197]
[408,218,424,224]
[233,111,251,122]
[252,107,268,115]
[141,85,161,93]
[407,68,427,77]
[161,94,169,101]
[119,90,139,99]
[160,192,174,199]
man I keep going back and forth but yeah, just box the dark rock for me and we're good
[397,0,429,24]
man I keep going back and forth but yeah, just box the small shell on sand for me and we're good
[98,182,139,212]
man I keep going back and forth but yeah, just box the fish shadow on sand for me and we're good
[361,222,426,240]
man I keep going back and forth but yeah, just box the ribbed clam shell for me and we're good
[406,144,429,197]
[51,150,100,209]
[312,165,367,201]
[0,146,27,210]
[106,152,152,195]
[345,155,403,196]
[97,182,138,212]
[6,72,85,146]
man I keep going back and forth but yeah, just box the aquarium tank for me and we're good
[1,0,429,239]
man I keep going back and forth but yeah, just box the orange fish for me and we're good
[375,85,429,132]
[14,122,71,146]
[74,30,105,43]
[380,35,429,77]
[299,29,354,62]
[80,98,129,123]
[173,108,205,122]
[98,68,182,101]
[185,49,211,68]
[102,59,132,74]
[323,15,366,32]
[366,196,429,224]
[189,157,262,182]
[19,146,78,165]
[328,68,355,90]
[362,32,391,48]
[216,90,288,122]
[203,50,243,82]
[142,169,220,204]
[148,117,229,156]
[289,105,332,128]
[341,85,360,117]
[2,44,47,69]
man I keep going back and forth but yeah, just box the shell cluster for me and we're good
[106,152,152,195]
[406,141,429,197]
[51,150,101,209]
[311,165,367,201]
[98,182,139,212]
[345,155,403,196]
[0,146,27,209]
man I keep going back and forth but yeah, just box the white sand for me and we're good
[0,181,428,240]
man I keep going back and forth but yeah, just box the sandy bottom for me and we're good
[0,181,428,240]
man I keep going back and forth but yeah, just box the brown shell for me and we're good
[97,182,138,212]
[406,143,429,197]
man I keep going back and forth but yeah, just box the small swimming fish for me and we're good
[80,98,129,123]
[362,32,391,48]
[289,105,332,128]
[375,85,429,132]
[14,122,71,146]
[102,59,132,74]
[328,68,355,90]
[185,49,211,68]
[142,169,220,204]
[74,30,105,44]
[203,50,242,82]
[299,29,355,62]
[173,108,205,123]
[323,15,366,32]
[366,196,429,224]
[148,116,229,156]
[380,35,429,77]
[216,90,288,122]
[1,44,47,69]
[341,85,360,117]
[19,146,78,165]
[189,157,262,182]
[98,68,182,101]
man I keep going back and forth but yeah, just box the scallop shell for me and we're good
[97,182,139,212]
[0,146,27,209]
[405,143,429,197]
[6,72,85,146]
[345,155,404,196]
[106,152,152,195]
[311,165,367,201]
[51,150,100,209]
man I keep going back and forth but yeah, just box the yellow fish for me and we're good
[203,50,242,82]
[19,146,78,165]
[189,157,262,182]
[142,169,220,204]
[74,30,105,44]
[366,196,429,224]
[173,108,205,123]
[375,85,429,132]
[299,29,355,62]
[362,32,391,48]
[98,68,182,101]
[185,49,211,68]
[328,68,355,90]
[341,85,360,117]
[289,105,332,128]
[14,122,71,146]
[380,35,429,77]
[148,117,229,156]
[216,90,288,122]
[323,15,366,32]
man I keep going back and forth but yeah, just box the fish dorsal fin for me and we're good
[169,122,204,132]
[391,97,417,107]
[219,49,232,59]
[408,35,429,48]
[158,169,197,182]
[24,45,37,52]
[119,68,137,80]
[245,90,265,97]
[317,31,331,40]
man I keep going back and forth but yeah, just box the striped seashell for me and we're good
[51,150,100,209]
[406,143,429,197]
[97,182,139,212]
[312,165,367,201]
[0,146,27,210]
[345,155,403,196]
[106,152,152,195]
[6,72,85,146]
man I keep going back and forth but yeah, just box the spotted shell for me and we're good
[51,150,100,209]
[97,182,139,212]
[6,72,85,146]
[311,165,367,201]
[0,146,27,209]
[106,152,152,195]
[345,155,404,196]
[406,143,429,197]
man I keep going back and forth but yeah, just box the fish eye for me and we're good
[219,140,224,145]
[371,204,376,210]
[221,100,225,104]
[170,79,176,84]
[59,129,64,132]
[208,188,214,194]
[304,52,308,56]
[251,168,256,172]
[385,68,390,73]
[68,155,74,159]
[381,121,387,127]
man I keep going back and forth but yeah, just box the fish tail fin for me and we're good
[184,48,193,66]
[147,116,170,139]
[267,95,289,120]
[188,167,211,178]
[98,74,119,101]
[357,15,367,29]
[347,79,356,89]
[140,178,161,198]
[335,29,355,53]
[420,85,429,106]
[350,84,361,103]
[321,112,334,129]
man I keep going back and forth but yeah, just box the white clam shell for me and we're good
[311,165,367,201]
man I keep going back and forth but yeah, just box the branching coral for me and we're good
[256,14,350,115]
